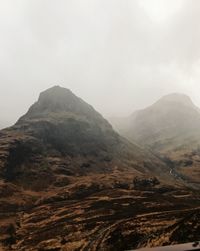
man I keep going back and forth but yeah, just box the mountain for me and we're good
[1,88,200,251]
[0,86,170,185]
[15,85,121,157]
[113,93,200,188]
[126,93,200,148]
[1,86,192,251]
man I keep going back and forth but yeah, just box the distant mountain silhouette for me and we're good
[126,93,200,148]
[111,93,200,188]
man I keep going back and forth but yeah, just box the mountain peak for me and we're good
[156,93,194,106]
[38,85,73,101]
[17,86,100,122]
[122,92,200,153]
[15,85,118,155]
[38,85,77,108]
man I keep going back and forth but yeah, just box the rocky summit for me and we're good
[15,85,121,156]
[0,87,199,251]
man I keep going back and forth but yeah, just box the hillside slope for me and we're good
[113,93,200,188]
[1,86,169,184]
[0,86,186,251]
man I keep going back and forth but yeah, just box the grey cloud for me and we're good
[0,0,200,128]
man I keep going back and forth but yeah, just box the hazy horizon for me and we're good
[0,87,198,129]
[1,0,200,127]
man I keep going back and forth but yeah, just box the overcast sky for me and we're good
[1,0,200,127]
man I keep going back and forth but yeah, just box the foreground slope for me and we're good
[0,87,199,251]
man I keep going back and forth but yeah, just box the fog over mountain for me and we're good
[110,92,200,189]
[1,0,200,127]
[1,1,200,250]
